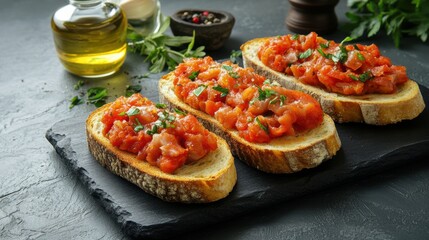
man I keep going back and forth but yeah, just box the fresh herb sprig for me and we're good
[127,16,206,73]
[345,0,429,48]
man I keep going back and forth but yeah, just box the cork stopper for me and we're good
[286,0,339,34]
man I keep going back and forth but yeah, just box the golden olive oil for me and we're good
[51,2,127,78]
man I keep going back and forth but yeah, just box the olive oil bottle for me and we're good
[51,0,127,78]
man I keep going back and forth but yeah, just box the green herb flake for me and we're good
[358,71,373,82]
[73,80,84,90]
[133,118,144,132]
[126,107,141,116]
[174,108,187,116]
[125,85,142,97]
[188,71,199,81]
[357,52,365,61]
[230,50,242,64]
[280,95,286,106]
[87,87,108,108]
[146,124,158,135]
[69,96,84,109]
[291,34,299,40]
[320,42,330,49]
[255,117,269,133]
[340,36,354,45]
[299,49,313,59]
[155,103,167,109]
[349,74,359,81]
[193,84,207,97]
[257,87,277,101]
[212,85,229,97]
[222,65,240,79]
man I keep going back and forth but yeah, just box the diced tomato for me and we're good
[258,32,409,95]
[172,57,324,143]
[101,93,217,174]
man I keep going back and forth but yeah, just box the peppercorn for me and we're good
[179,11,221,25]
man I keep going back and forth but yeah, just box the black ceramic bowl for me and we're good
[170,9,235,51]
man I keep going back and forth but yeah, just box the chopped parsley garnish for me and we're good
[269,95,287,106]
[291,34,299,40]
[357,52,365,61]
[87,87,108,107]
[299,49,313,59]
[155,103,167,109]
[69,96,84,109]
[331,45,349,64]
[118,107,141,116]
[193,84,207,97]
[125,85,142,97]
[188,71,199,81]
[212,85,229,97]
[146,124,158,135]
[133,118,144,132]
[230,50,242,64]
[320,42,330,49]
[73,80,84,90]
[174,108,187,116]
[349,71,373,83]
[257,87,277,101]
[222,65,240,79]
[255,117,269,133]
[146,111,176,135]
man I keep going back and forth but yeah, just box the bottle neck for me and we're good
[70,0,104,8]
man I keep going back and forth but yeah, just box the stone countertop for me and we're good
[1,0,428,239]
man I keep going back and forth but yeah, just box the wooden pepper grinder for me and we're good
[286,0,339,34]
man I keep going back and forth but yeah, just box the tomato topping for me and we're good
[101,94,217,174]
[258,32,409,95]
[173,57,324,143]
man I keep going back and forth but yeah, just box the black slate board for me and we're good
[46,85,429,239]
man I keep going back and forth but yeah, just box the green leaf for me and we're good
[212,85,229,97]
[193,85,207,97]
[188,71,199,81]
[69,96,84,109]
[368,18,381,37]
[299,49,313,59]
[255,117,269,133]
[155,103,167,109]
[125,85,142,97]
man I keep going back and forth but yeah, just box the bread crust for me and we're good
[86,104,237,203]
[159,72,341,174]
[241,37,426,125]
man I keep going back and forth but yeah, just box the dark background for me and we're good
[1,0,428,239]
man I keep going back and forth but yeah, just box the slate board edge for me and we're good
[45,123,429,239]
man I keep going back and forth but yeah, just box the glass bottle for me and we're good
[51,0,128,78]
[109,0,161,37]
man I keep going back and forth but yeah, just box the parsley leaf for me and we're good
[212,85,229,97]
[193,85,207,97]
[345,0,429,48]
[87,87,108,107]
[255,117,269,133]
[257,87,277,101]
[69,96,84,109]
[73,80,84,90]
[127,16,206,73]
[299,49,313,59]
[230,50,242,64]
[125,85,142,97]
[188,71,199,81]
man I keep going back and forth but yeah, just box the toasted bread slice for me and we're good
[86,103,237,203]
[241,37,425,125]
[159,72,341,174]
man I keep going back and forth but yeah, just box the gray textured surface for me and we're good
[1,0,429,239]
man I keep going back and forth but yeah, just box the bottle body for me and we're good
[113,0,161,36]
[51,1,127,78]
